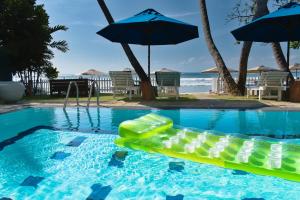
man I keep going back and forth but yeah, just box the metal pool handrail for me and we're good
[64,81,79,109]
[87,80,100,107]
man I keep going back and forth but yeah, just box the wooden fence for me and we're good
[35,77,149,95]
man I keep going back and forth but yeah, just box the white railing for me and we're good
[33,77,153,95]
[211,77,260,94]
[32,77,260,96]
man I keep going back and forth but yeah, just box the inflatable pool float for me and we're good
[115,113,300,182]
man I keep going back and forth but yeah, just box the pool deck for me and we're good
[1,93,300,114]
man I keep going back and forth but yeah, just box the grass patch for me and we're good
[23,93,197,103]
[209,94,259,101]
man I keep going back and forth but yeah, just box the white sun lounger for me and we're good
[109,71,140,100]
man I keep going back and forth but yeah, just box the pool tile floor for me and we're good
[66,136,87,147]
[50,151,71,160]
[168,162,185,172]
[166,194,184,200]
[86,184,112,200]
[20,176,44,188]
[108,151,128,168]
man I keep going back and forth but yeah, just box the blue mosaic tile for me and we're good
[0,126,55,152]
[0,198,13,200]
[166,194,184,200]
[169,162,185,172]
[50,151,71,160]
[242,198,265,200]
[20,176,44,188]
[67,136,87,147]
[232,170,249,175]
[108,151,128,168]
[86,184,112,200]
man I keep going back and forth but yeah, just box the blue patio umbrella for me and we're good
[231,2,300,66]
[98,9,199,77]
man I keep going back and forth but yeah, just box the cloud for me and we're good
[167,11,199,18]
[188,57,196,63]
[68,20,105,28]
[180,57,197,65]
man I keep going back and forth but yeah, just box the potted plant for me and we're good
[0,49,25,103]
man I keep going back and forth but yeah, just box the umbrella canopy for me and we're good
[231,2,300,66]
[81,69,104,76]
[247,65,278,73]
[156,68,179,72]
[290,63,300,71]
[123,67,134,72]
[98,8,199,77]
[290,63,300,77]
[122,67,137,75]
[98,9,199,45]
[201,67,238,74]
[232,2,300,42]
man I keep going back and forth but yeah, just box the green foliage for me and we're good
[230,0,300,50]
[229,0,300,24]
[274,0,300,6]
[0,0,68,74]
[227,0,256,24]
[290,41,300,49]
[274,0,300,50]
[0,0,68,94]
[43,66,59,80]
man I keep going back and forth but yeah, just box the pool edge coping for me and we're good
[2,102,300,114]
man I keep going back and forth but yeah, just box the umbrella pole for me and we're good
[287,41,290,67]
[148,45,151,79]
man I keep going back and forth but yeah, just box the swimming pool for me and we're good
[1,107,300,199]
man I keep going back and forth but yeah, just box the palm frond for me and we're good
[49,25,68,33]
[50,40,69,53]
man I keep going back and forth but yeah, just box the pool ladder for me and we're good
[63,80,100,109]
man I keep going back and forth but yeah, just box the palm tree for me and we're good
[237,0,269,95]
[271,43,294,82]
[199,0,241,95]
[49,25,69,53]
[258,0,294,83]
[96,0,155,100]
[22,24,69,95]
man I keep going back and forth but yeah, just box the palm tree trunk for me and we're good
[199,0,241,95]
[238,41,252,95]
[257,4,294,82]
[96,0,155,100]
[237,0,269,95]
[271,42,294,82]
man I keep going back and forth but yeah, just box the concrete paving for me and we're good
[1,94,300,114]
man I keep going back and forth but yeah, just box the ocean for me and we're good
[178,72,217,93]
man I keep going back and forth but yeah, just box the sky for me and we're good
[36,0,300,75]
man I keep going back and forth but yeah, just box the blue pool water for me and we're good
[1,107,300,199]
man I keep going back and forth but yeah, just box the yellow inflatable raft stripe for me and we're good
[115,113,300,182]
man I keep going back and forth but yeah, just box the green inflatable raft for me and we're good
[115,113,300,182]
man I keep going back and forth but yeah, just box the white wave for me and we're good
[180,78,213,86]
